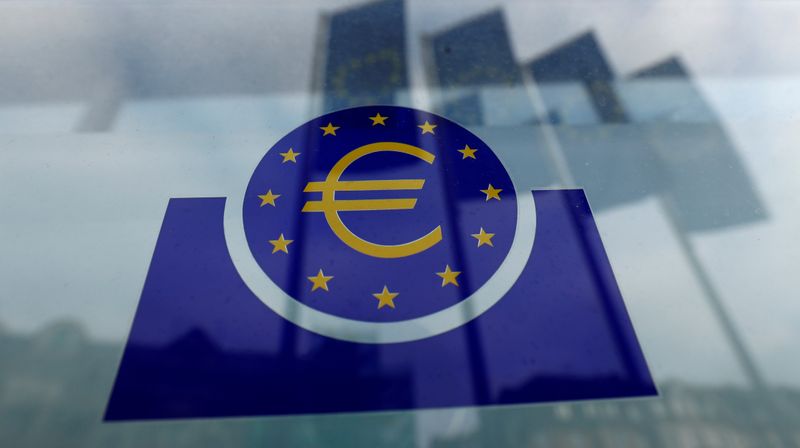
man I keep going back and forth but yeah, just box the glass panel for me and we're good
[1,1,799,446]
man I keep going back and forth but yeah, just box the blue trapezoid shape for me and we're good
[105,189,655,421]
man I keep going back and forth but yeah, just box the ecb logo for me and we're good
[106,106,655,421]
[231,106,533,342]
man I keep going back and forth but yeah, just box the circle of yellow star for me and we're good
[257,189,281,207]
[320,122,340,136]
[480,184,502,201]
[269,233,293,254]
[471,228,495,247]
[418,121,437,135]
[279,148,300,163]
[458,145,478,159]
[436,265,461,287]
[369,113,388,126]
[373,286,399,309]
[308,269,333,292]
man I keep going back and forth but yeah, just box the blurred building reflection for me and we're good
[524,32,669,211]
[528,32,627,124]
[404,9,779,447]
[313,0,409,113]
[423,10,536,126]
[625,57,767,231]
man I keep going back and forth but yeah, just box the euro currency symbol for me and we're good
[302,142,442,258]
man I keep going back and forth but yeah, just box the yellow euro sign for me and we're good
[302,142,442,259]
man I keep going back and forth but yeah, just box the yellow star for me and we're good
[269,233,293,254]
[436,265,461,287]
[480,184,502,201]
[307,269,333,292]
[369,113,388,126]
[458,145,478,159]
[471,227,495,247]
[418,121,437,135]
[320,122,340,136]
[257,189,281,207]
[373,285,399,309]
[279,148,300,163]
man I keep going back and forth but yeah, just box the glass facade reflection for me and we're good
[1,0,800,446]
[424,10,535,126]
[316,0,410,112]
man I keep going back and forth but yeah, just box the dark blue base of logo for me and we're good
[105,189,656,421]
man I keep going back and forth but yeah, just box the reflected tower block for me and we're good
[424,10,535,126]
[313,0,409,113]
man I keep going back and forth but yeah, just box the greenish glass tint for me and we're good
[1,1,800,446]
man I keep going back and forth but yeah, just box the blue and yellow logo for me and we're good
[240,106,520,326]
[106,105,656,421]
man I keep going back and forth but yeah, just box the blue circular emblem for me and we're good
[242,106,517,323]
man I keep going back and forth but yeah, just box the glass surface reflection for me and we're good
[1,0,800,446]
[103,106,652,421]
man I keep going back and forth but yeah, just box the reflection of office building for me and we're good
[313,0,409,113]
[524,35,770,437]
[527,32,627,124]
[524,32,668,211]
[622,57,766,231]
[424,10,535,126]
[524,33,765,227]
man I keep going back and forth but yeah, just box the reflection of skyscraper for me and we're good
[622,58,771,403]
[525,32,766,226]
[625,57,766,231]
[528,32,627,124]
[524,32,668,211]
[422,11,540,413]
[313,0,409,113]
[424,10,535,126]
[526,35,768,395]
